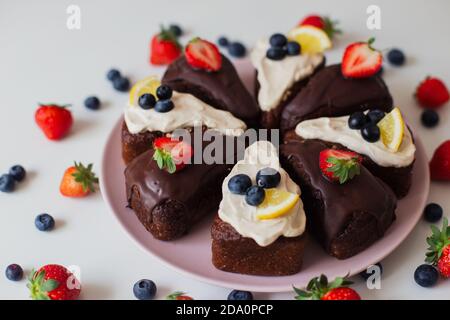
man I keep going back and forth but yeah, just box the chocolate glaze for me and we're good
[281,64,393,132]
[280,139,396,255]
[162,55,260,127]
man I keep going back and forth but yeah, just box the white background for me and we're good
[1,0,449,300]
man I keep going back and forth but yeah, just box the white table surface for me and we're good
[1,0,449,300]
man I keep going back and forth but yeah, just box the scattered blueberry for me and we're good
[421,109,439,128]
[359,262,383,280]
[266,47,286,61]
[156,85,173,100]
[218,36,229,47]
[84,96,101,110]
[227,290,253,300]
[0,174,15,193]
[424,203,443,223]
[245,186,265,206]
[106,69,121,81]
[414,264,438,287]
[361,124,380,143]
[387,49,405,66]
[138,94,156,110]
[154,99,174,113]
[34,213,55,232]
[348,111,368,129]
[228,174,252,195]
[367,109,385,124]
[228,42,246,58]
[113,77,130,92]
[286,41,301,56]
[256,167,281,189]
[9,165,26,182]
[5,264,23,281]
[269,33,287,48]
[169,24,183,37]
[133,279,157,300]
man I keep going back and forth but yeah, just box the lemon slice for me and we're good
[129,76,161,106]
[287,26,332,54]
[377,107,405,152]
[256,188,299,220]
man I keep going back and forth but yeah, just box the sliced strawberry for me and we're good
[150,26,182,65]
[341,38,382,78]
[185,38,222,72]
[153,137,193,173]
[430,140,450,181]
[319,149,362,184]
[415,77,449,109]
[300,15,341,39]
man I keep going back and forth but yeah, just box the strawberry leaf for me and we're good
[153,149,176,174]
[72,162,99,193]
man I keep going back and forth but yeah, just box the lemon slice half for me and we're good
[287,26,332,54]
[129,76,161,106]
[256,188,299,220]
[377,107,405,152]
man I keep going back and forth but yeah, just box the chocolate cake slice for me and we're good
[280,139,397,259]
[280,64,393,133]
[162,55,260,127]
[125,132,238,241]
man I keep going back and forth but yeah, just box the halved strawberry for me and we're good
[185,38,222,72]
[153,137,193,173]
[415,77,449,109]
[319,149,362,184]
[341,38,382,78]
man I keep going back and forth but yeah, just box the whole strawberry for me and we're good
[27,264,81,300]
[415,77,449,109]
[166,291,193,300]
[294,274,361,300]
[430,140,450,181]
[35,104,73,140]
[60,162,98,197]
[299,14,341,39]
[319,149,362,184]
[425,217,450,278]
[150,26,182,65]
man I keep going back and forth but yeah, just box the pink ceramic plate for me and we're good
[100,60,430,292]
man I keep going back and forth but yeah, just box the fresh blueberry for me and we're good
[387,49,405,66]
[359,262,383,280]
[421,109,439,128]
[256,167,281,188]
[9,165,26,182]
[228,174,252,195]
[227,290,253,300]
[228,42,246,58]
[113,77,130,92]
[266,47,286,61]
[361,124,380,143]
[107,69,121,81]
[245,186,265,206]
[414,264,438,287]
[0,174,15,193]
[133,279,157,300]
[154,99,174,113]
[156,85,173,100]
[169,24,183,37]
[138,94,156,110]
[84,96,101,110]
[5,264,23,281]
[367,109,385,124]
[34,213,55,232]
[423,203,443,223]
[269,33,287,48]
[286,41,301,56]
[218,36,229,47]
[348,111,368,129]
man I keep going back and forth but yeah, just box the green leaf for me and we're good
[41,279,59,292]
